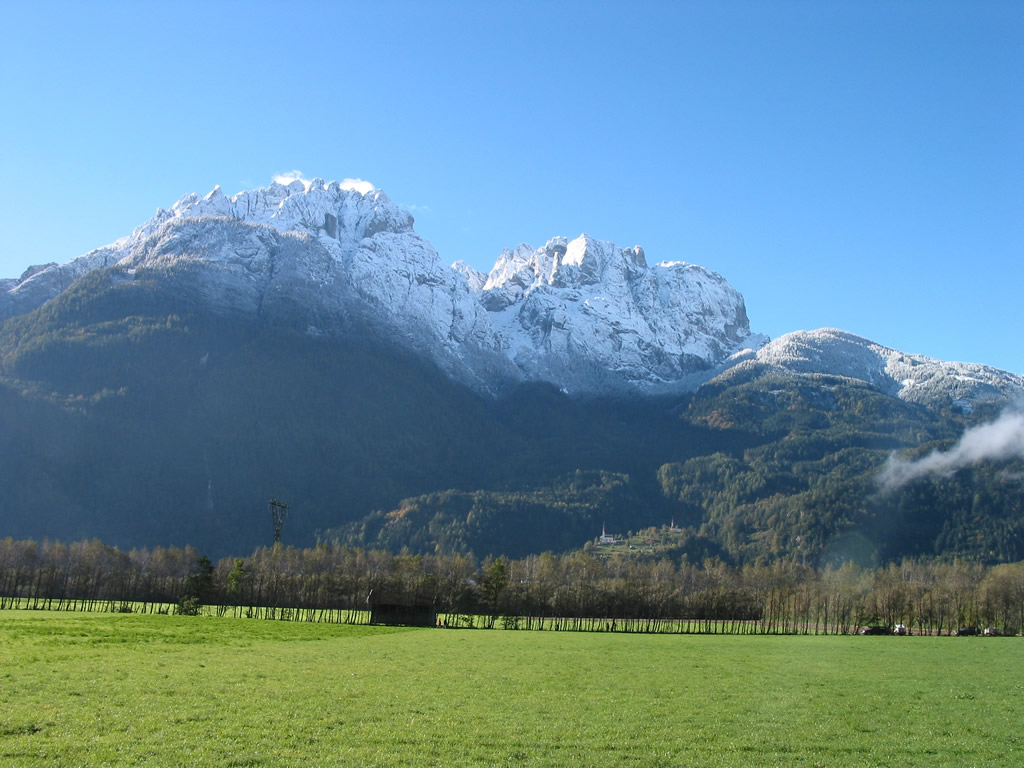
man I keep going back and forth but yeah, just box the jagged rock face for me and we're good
[463,235,762,391]
[0,179,420,322]
[5,179,1021,406]
[1,180,502,384]
[0,249,119,321]
[13,180,1019,405]
[715,328,1024,411]
[0,179,765,394]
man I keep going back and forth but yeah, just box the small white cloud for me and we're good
[339,178,376,195]
[272,173,375,195]
[398,202,431,213]
[878,410,1024,492]
[272,170,312,190]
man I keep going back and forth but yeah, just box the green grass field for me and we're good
[1,611,1021,767]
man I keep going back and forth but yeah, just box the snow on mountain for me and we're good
[1,179,419,307]
[3,179,1018,404]
[1,179,503,383]
[714,328,1024,410]
[134,178,415,249]
[0,179,765,394]
[467,235,764,391]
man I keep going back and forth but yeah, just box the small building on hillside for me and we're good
[599,525,616,545]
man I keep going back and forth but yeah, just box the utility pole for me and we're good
[269,499,289,544]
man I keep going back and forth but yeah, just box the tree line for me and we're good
[2,536,1022,635]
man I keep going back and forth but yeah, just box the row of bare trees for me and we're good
[2,537,1022,634]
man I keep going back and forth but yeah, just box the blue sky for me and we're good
[2,1,1021,373]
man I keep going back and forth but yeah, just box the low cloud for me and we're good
[272,170,312,189]
[270,173,375,195]
[339,178,375,195]
[996,468,1024,484]
[878,410,1024,492]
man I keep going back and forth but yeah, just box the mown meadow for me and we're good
[1,611,1021,767]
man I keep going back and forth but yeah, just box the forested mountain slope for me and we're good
[2,180,1022,564]
[338,366,1024,565]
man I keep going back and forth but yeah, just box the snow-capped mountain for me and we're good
[5,179,1024,561]
[2,179,1021,405]
[715,328,1024,411]
[457,235,763,391]
[0,179,762,393]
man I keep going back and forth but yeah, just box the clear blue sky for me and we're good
[2,1,1021,373]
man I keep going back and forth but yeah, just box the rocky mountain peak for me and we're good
[137,179,414,248]
[2,178,766,394]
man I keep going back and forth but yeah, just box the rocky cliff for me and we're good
[1,179,763,394]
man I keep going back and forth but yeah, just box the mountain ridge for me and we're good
[4,179,1019,408]
[717,328,1024,411]
[2,177,1023,563]
[2,179,764,395]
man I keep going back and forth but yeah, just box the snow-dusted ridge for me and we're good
[461,235,764,391]
[713,328,1024,410]
[2,179,1021,405]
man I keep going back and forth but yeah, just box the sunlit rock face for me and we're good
[26,178,1023,405]
[464,235,763,392]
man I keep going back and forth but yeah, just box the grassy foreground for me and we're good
[0,612,1021,767]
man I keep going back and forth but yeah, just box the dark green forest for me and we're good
[1,266,1022,566]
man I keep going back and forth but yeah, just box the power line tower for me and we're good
[269,499,289,544]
